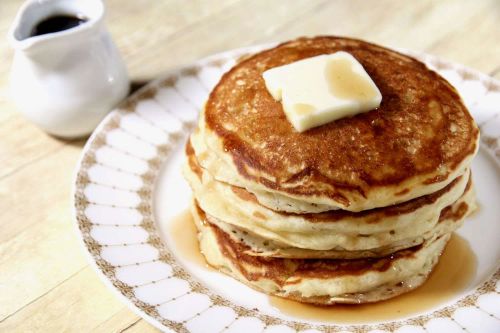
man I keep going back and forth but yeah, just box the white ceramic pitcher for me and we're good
[8,0,129,138]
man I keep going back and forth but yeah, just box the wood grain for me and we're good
[0,0,498,331]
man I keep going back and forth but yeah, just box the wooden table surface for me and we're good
[0,0,499,332]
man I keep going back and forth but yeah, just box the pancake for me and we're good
[198,182,475,259]
[181,36,480,304]
[184,140,473,254]
[196,36,479,212]
[192,201,451,304]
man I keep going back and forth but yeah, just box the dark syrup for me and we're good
[30,14,87,37]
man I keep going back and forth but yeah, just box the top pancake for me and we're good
[203,36,479,211]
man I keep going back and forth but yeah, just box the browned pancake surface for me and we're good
[186,139,470,225]
[205,36,478,202]
[196,202,428,284]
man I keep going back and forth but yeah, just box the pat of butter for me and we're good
[263,51,382,132]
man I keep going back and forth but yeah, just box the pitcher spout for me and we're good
[8,0,105,55]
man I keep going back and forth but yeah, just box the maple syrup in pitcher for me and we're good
[169,211,477,323]
[30,14,87,37]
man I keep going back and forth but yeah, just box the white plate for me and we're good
[73,45,500,333]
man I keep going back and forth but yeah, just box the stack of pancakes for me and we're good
[183,37,480,304]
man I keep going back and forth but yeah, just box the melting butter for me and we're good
[263,52,382,132]
[325,57,379,101]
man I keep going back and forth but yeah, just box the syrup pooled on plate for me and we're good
[169,210,214,271]
[269,234,476,323]
[30,14,87,37]
[169,210,476,323]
